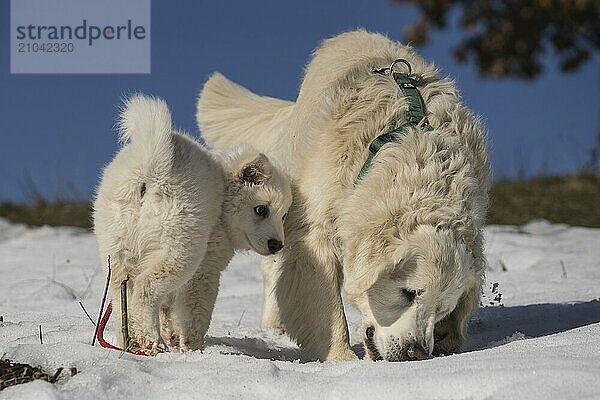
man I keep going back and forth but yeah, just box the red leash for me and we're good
[93,258,149,356]
[96,301,147,356]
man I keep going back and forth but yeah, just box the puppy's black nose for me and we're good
[267,239,283,254]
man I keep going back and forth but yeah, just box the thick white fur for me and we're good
[94,95,291,352]
[197,30,490,361]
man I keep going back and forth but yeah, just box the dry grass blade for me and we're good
[237,310,246,327]
[0,359,63,391]
[78,301,95,326]
[561,260,568,279]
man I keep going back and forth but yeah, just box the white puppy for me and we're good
[197,30,490,361]
[93,95,292,353]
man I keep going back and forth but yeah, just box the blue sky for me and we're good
[1,0,598,202]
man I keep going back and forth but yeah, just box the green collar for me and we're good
[355,60,432,184]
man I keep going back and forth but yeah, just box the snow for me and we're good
[1,218,599,399]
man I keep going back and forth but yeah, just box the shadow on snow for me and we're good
[205,335,310,362]
[206,299,600,362]
[465,299,600,351]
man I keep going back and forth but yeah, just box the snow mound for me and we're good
[1,219,599,399]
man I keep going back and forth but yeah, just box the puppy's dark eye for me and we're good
[254,205,269,218]
[402,288,417,303]
[282,213,287,221]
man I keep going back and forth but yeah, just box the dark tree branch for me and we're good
[394,0,600,79]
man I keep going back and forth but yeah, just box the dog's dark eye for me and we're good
[254,205,269,218]
[282,213,287,221]
[402,288,417,303]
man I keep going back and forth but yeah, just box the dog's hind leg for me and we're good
[159,296,180,349]
[128,231,210,353]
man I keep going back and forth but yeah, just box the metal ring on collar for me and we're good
[389,59,412,75]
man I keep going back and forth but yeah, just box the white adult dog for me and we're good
[94,95,292,353]
[197,30,491,362]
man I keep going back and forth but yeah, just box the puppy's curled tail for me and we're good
[118,94,174,172]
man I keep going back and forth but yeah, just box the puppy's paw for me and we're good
[160,329,180,350]
[128,321,163,355]
[130,337,165,356]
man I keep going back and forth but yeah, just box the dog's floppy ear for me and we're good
[452,281,481,338]
[344,235,415,297]
[239,153,272,185]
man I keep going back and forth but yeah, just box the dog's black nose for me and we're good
[365,326,375,340]
[267,239,283,254]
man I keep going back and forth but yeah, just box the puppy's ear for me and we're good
[239,153,272,185]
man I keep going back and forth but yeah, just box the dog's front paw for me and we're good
[432,333,459,357]
[263,325,286,335]
[260,319,286,335]
[326,345,357,361]
[179,334,204,352]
